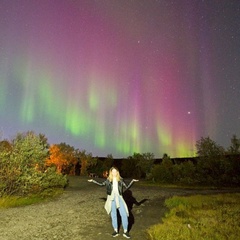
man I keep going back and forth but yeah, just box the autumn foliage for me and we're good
[45,144,77,174]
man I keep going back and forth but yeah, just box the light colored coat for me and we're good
[104,191,129,216]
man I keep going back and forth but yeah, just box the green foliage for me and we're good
[150,136,240,186]
[40,167,68,189]
[1,131,239,193]
[147,193,240,240]
[227,135,240,155]
[0,188,63,208]
[88,158,104,176]
[151,154,173,183]
[0,132,67,196]
[137,152,155,177]
[196,136,225,157]
[121,152,155,178]
[76,150,97,176]
[172,161,197,185]
[102,154,114,171]
[195,136,240,186]
[0,140,12,152]
[121,155,141,178]
[152,164,172,183]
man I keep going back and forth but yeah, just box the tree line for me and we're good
[119,135,240,186]
[0,131,239,197]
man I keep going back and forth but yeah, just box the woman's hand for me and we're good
[88,179,93,182]
[133,179,139,182]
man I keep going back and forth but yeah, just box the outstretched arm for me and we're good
[123,179,139,190]
[88,179,106,186]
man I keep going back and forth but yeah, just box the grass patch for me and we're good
[147,193,240,240]
[0,188,64,209]
[139,180,220,190]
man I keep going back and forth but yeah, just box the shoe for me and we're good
[112,231,119,237]
[123,232,131,238]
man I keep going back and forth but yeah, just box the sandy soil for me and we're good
[0,176,238,240]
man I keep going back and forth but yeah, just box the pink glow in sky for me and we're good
[0,0,239,158]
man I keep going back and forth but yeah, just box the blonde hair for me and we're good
[108,167,121,182]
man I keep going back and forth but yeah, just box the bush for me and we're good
[0,132,67,196]
[40,167,68,189]
[178,161,197,185]
[151,161,173,183]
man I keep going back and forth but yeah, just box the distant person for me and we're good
[88,167,139,239]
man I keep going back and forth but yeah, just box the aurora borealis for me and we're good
[0,0,239,158]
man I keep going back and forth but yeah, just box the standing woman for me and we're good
[88,167,139,238]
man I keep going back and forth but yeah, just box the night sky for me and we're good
[0,0,239,158]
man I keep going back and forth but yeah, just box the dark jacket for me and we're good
[92,178,135,195]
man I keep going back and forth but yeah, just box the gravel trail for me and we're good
[1,176,238,240]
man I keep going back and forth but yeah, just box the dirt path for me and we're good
[0,176,238,240]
